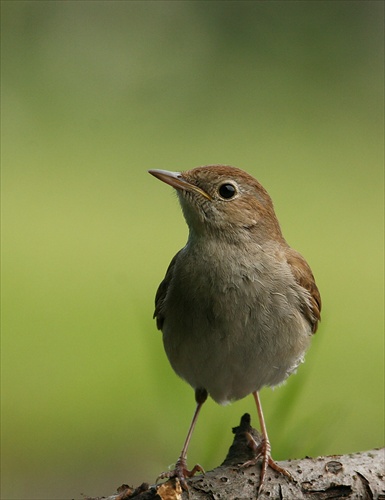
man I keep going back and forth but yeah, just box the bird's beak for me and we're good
[148,169,212,200]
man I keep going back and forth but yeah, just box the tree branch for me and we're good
[84,413,385,500]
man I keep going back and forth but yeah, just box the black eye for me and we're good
[218,183,237,199]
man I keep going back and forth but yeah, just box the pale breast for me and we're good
[161,240,313,404]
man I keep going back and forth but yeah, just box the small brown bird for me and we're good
[149,165,321,493]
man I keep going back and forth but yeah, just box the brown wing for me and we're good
[153,251,180,331]
[286,248,321,333]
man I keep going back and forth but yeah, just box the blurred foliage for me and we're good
[1,1,384,499]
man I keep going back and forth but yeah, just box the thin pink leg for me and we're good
[157,388,207,490]
[243,391,293,494]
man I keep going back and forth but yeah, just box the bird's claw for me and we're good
[242,432,293,494]
[157,457,204,490]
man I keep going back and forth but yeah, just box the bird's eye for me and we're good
[218,183,237,199]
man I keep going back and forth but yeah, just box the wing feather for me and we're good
[153,251,180,331]
[286,249,321,333]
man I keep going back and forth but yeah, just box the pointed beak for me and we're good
[148,169,212,200]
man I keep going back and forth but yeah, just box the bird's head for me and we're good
[149,165,284,244]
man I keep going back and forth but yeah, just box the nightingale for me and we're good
[148,165,321,493]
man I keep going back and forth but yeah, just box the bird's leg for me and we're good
[157,387,207,490]
[242,391,293,494]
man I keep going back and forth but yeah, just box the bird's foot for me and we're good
[242,432,293,494]
[157,457,204,490]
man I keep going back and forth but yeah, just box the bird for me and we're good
[148,164,321,493]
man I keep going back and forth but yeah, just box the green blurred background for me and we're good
[1,1,384,499]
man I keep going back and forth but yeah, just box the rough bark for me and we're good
[84,414,385,500]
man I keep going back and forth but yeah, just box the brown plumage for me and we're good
[149,164,321,493]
